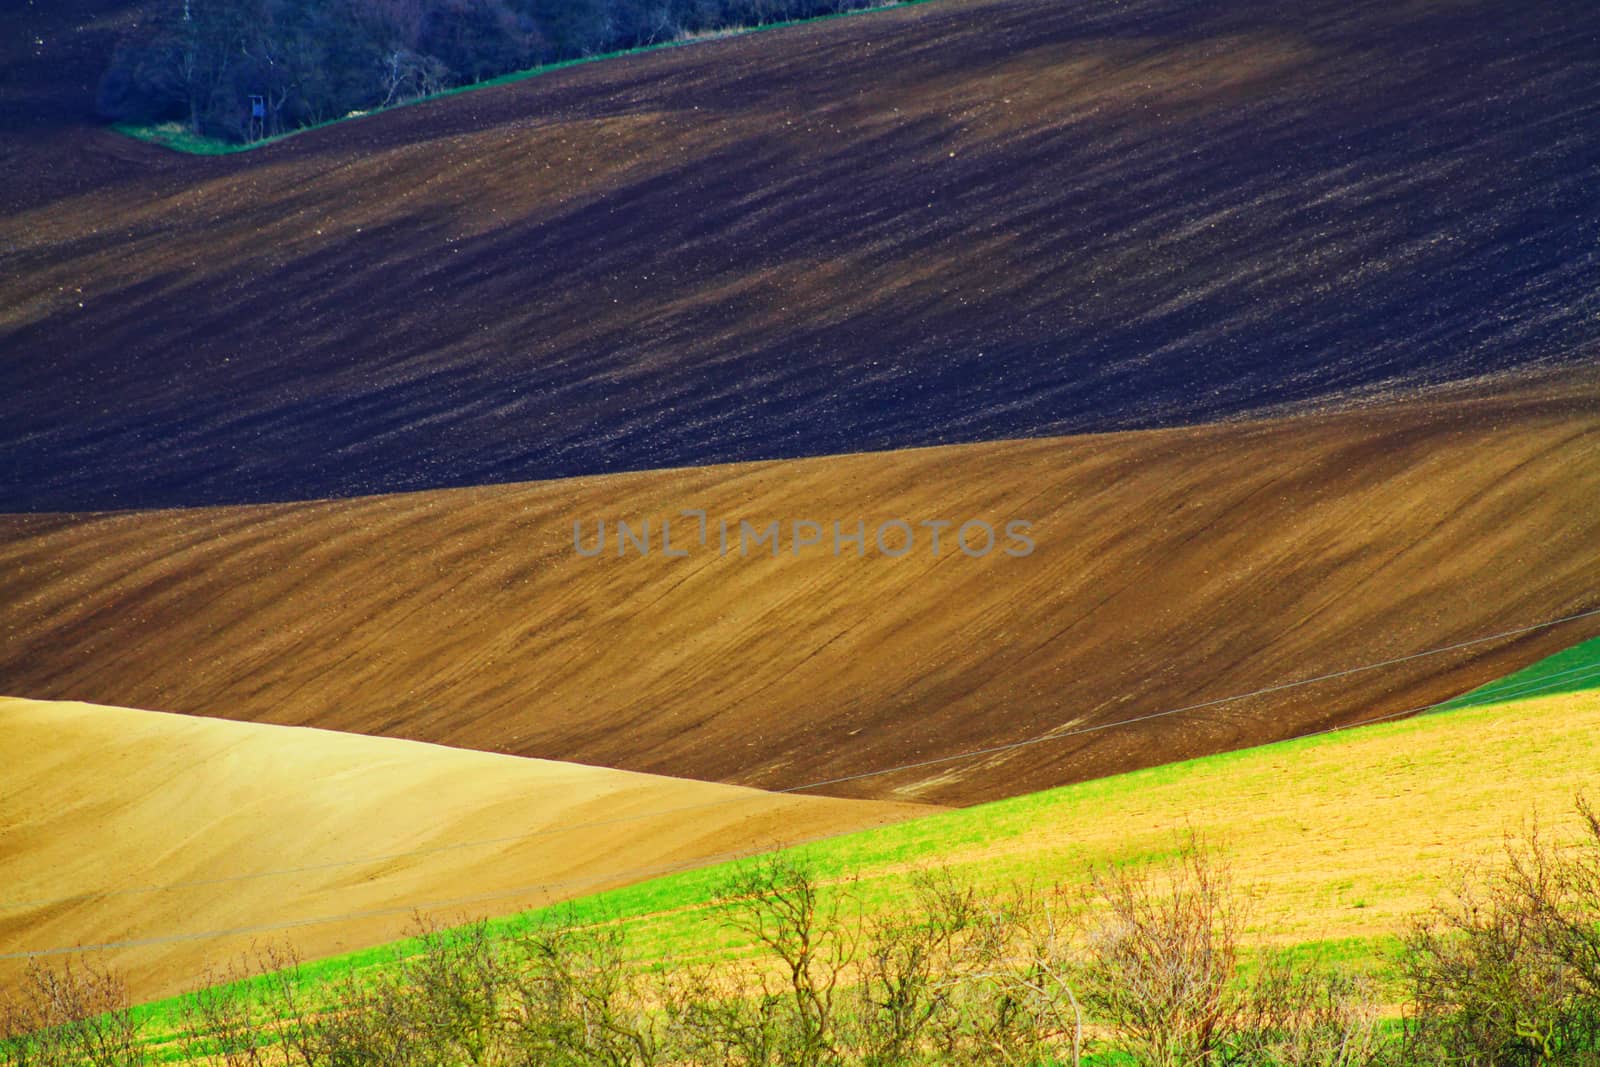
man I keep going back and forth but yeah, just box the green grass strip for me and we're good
[1433,632,1600,711]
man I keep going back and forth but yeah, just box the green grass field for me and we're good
[123,632,1600,1049]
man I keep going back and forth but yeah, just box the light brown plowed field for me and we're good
[0,696,932,1002]
[3,370,1597,806]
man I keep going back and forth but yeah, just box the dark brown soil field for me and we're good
[4,369,1597,806]
[3,0,1597,510]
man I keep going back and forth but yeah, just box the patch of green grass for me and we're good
[111,122,270,155]
[113,0,929,156]
[1433,632,1600,711]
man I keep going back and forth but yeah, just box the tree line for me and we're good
[98,0,891,142]
[8,801,1600,1065]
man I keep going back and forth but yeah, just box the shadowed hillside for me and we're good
[0,696,931,1001]
[2,0,1597,509]
[0,0,157,207]
[3,370,1596,805]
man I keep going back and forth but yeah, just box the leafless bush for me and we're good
[309,916,518,1067]
[0,838,1455,1067]
[250,942,324,1067]
[1230,955,1384,1067]
[1400,798,1600,1066]
[691,863,1082,1066]
[1072,839,1386,1067]
[510,917,667,1066]
[705,856,860,1067]
[175,955,283,1067]
[664,962,788,1066]
[0,958,146,1067]
[1075,839,1245,1066]
[402,918,513,1066]
[849,871,971,1065]
[908,878,1082,1067]
[309,967,424,1067]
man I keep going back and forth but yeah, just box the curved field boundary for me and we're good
[0,696,931,1002]
[3,371,1597,806]
[101,645,1600,1024]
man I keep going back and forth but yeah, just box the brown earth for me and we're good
[4,0,1598,1012]
[3,0,1597,509]
[0,696,932,1002]
[3,368,1597,807]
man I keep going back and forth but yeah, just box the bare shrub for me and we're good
[1400,798,1600,1066]
[710,857,859,1067]
[1072,839,1387,1067]
[0,840,1418,1067]
[850,871,972,1066]
[1075,839,1245,1066]
[175,956,281,1067]
[310,916,518,1067]
[672,863,1077,1066]
[664,961,789,1066]
[250,942,325,1067]
[1231,954,1384,1067]
[509,917,667,1066]
[400,918,512,1066]
[310,966,424,1067]
[0,958,147,1067]
[912,879,1082,1067]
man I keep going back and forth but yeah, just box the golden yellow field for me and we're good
[0,697,930,1001]
[501,680,1600,972]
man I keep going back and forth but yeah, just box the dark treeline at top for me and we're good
[98,0,883,142]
